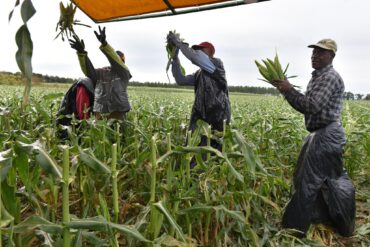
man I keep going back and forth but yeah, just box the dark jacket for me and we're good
[56,77,94,126]
[191,57,231,131]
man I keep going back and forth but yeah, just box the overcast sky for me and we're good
[1,0,370,94]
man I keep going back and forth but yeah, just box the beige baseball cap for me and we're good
[308,39,337,54]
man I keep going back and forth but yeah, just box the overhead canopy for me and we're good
[72,0,270,23]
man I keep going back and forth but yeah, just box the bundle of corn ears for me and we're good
[55,2,91,41]
[166,30,185,82]
[255,52,297,87]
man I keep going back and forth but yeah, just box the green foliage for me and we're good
[0,85,369,246]
[0,71,75,85]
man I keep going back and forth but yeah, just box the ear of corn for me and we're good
[255,61,271,82]
[55,2,91,41]
[263,59,280,82]
[255,51,298,87]
[273,52,284,79]
[166,30,186,82]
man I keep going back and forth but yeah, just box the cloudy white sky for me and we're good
[1,0,370,94]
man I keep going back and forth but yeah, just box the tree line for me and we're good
[0,71,74,85]
[1,71,369,99]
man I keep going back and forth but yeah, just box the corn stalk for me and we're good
[62,146,71,247]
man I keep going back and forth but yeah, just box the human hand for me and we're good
[273,79,293,93]
[69,35,85,53]
[94,25,107,45]
[167,31,181,47]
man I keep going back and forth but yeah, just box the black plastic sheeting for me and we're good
[191,57,231,132]
[282,122,356,237]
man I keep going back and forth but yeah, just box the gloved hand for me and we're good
[167,31,182,47]
[69,35,85,53]
[94,25,107,45]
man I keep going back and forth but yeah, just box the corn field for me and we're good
[0,84,369,246]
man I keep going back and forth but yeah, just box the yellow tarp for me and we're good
[72,0,264,22]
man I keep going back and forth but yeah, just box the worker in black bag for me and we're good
[56,77,95,140]
[167,31,231,168]
[274,39,355,237]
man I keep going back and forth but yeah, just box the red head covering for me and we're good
[191,42,215,56]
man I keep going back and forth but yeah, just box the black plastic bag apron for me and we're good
[282,122,355,236]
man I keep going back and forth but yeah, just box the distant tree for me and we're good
[344,92,355,100]
[365,94,370,100]
[355,94,363,100]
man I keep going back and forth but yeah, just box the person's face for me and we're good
[311,47,334,70]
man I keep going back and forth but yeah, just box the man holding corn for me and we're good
[69,26,132,120]
[274,39,355,237]
[167,32,231,164]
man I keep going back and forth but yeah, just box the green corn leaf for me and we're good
[273,52,284,79]
[15,24,33,82]
[21,0,36,23]
[283,63,290,75]
[42,92,64,101]
[78,147,111,174]
[0,149,13,182]
[35,149,63,179]
[249,191,281,213]
[215,205,245,224]
[179,204,245,224]
[13,215,62,234]
[16,140,63,179]
[66,216,151,243]
[154,201,186,242]
[65,216,108,232]
[110,222,151,243]
[177,204,213,214]
[231,129,267,175]
[15,25,33,107]
[223,154,244,183]
[8,0,21,21]
[0,199,14,228]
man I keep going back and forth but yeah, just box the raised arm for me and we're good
[171,56,195,86]
[69,35,97,84]
[167,31,216,73]
[276,75,340,114]
[94,26,132,81]
[177,43,216,73]
[100,44,131,81]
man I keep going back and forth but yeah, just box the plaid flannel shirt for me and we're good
[283,64,344,132]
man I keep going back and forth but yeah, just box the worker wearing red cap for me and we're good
[167,31,231,166]
[69,26,132,121]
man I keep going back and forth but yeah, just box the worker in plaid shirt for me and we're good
[273,39,356,237]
